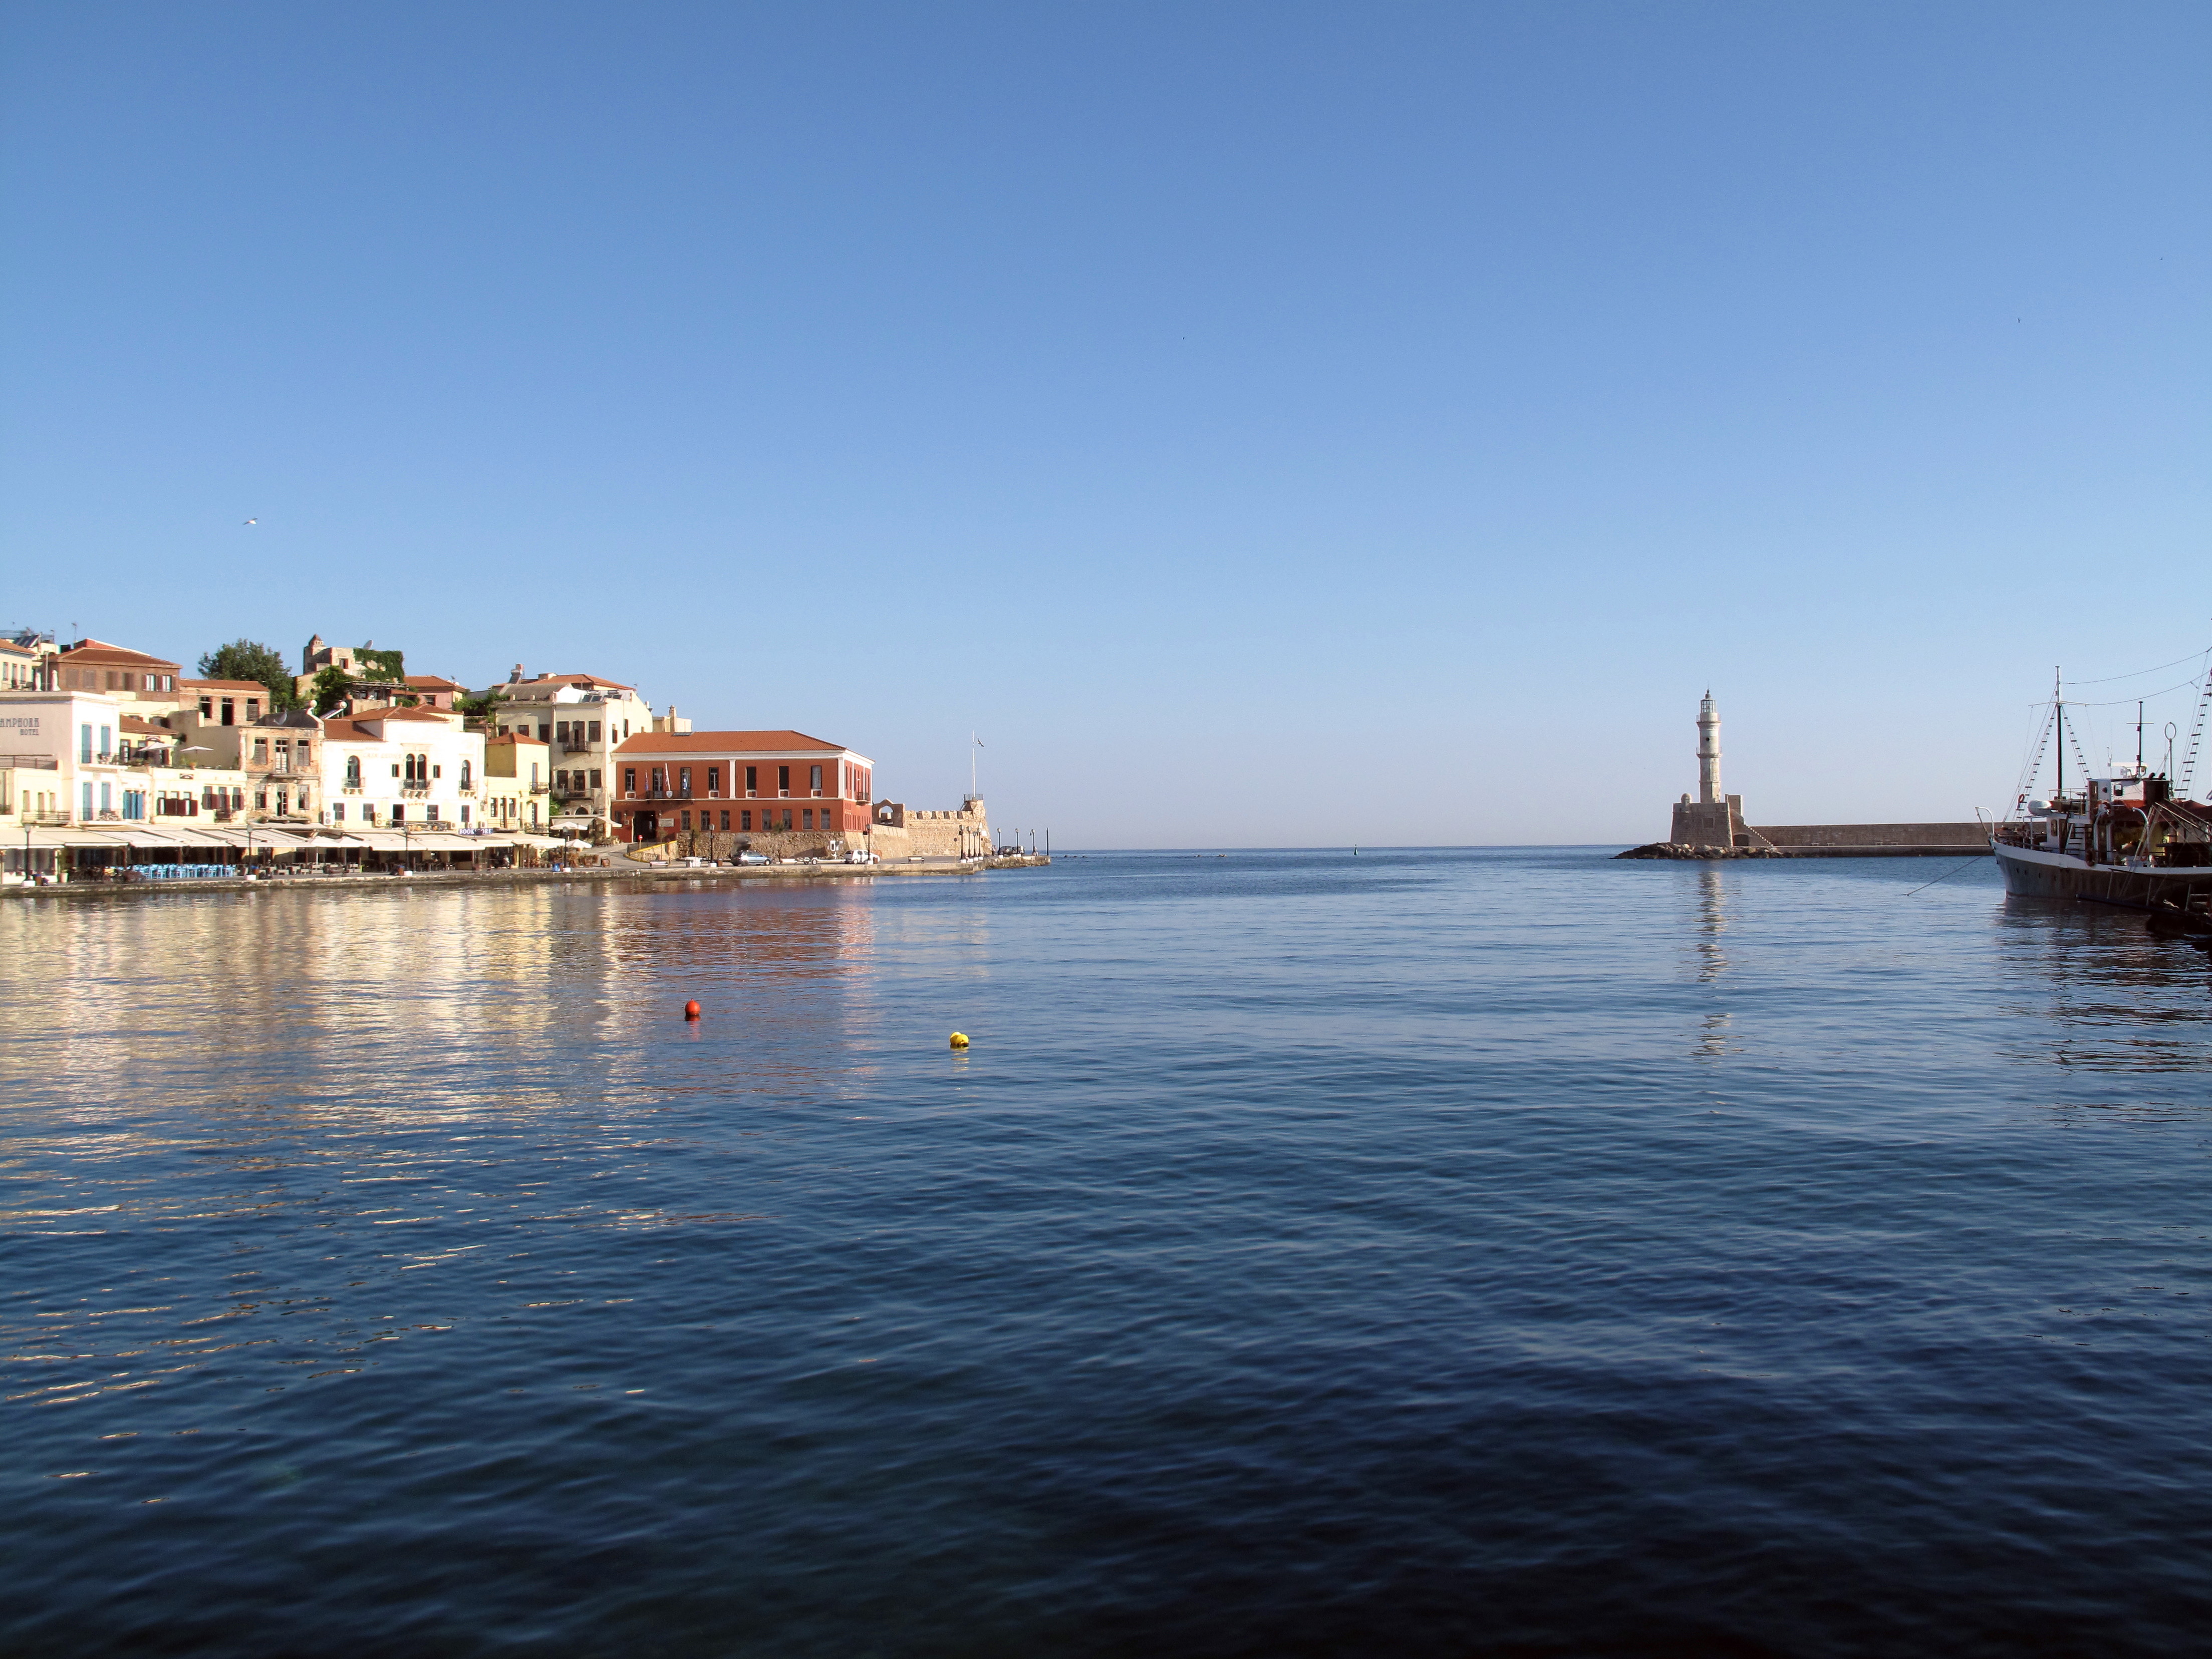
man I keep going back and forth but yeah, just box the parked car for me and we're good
[734,851,770,866]
[839,849,878,865]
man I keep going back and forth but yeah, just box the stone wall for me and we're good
[1754,822,1986,851]
[867,796,989,859]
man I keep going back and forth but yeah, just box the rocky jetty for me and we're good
[1615,842,1788,861]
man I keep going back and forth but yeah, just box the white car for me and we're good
[839,849,878,865]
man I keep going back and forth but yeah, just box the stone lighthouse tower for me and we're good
[1697,690,1722,804]
[1670,690,1749,848]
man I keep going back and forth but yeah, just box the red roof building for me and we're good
[608,730,874,843]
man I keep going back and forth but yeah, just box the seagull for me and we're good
[243,517,258,525]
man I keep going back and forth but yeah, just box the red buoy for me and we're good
[683,1000,701,1020]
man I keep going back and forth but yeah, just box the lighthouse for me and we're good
[1697,691,1722,805]
[1669,690,1749,849]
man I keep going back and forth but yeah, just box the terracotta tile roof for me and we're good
[613,730,858,756]
[484,734,549,748]
[503,673,637,694]
[180,678,268,693]
[118,714,169,735]
[58,639,182,670]
[327,709,457,740]
[405,675,464,690]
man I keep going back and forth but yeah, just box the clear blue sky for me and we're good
[3,2,2206,845]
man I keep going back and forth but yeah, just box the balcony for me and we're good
[0,755,60,770]
[400,785,430,798]
[561,741,592,754]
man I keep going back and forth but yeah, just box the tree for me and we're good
[198,640,300,711]
[309,665,355,715]
[458,688,504,723]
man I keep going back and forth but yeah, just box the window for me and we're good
[199,696,212,718]
[651,767,666,793]
[624,767,636,795]
[679,766,691,796]
[298,742,310,764]
[345,755,361,787]
[80,723,91,763]
[432,764,441,779]
[810,764,823,792]
[245,699,260,721]
[801,808,813,829]
[588,721,601,742]
[253,739,269,761]
[556,721,570,743]
[220,697,234,725]
[82,782,93,818]
[393,804,405,823]
[745,765,757,795]
[780,808,792,829]
[334,803,345,822]
[538,724,551,742]
[707,766,720,794]
[719,809,730,831]
[392,762,402,778]
[740,810,751,831]
[99,725,111,758]
[777,765,790,793]
[460,759,471,789]
[589,769,601,788]
[255,789,268,809]
[461,804,469,825]
[100,782,112,811]
[680,810,691,831]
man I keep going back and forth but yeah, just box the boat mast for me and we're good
[2054,667,2063,802]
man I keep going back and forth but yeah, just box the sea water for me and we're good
[3,850,2208,1656]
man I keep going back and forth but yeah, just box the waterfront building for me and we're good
[48,639,184,704]
[403,675,466,711]
[1,633,50,690]
[480,669,652,837]
[0,688,129,822]
[480,733,550,833]
[175,677,276,726]
[608,730,874,845]
[317,706,486,831]
[163,707,324,821]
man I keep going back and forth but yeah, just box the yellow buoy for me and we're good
[949,1031,970,1049]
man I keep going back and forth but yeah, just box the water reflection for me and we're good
[1691,866,1730,983]
[1994,894,2211,1074]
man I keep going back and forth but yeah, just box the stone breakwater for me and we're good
[1617,829,1991,861]
[1616,843,1789,861]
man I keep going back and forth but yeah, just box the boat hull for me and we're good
[1993,842,2212,910]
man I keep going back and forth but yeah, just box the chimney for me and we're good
[510,664,525,683]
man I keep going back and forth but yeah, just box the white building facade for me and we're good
[318,707,487,831]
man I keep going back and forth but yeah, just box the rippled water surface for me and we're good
[5,849,2211,1656]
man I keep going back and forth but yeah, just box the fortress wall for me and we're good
[1754,822,1987,851]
